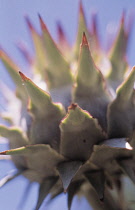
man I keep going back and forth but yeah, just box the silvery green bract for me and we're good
[0,2,135,210]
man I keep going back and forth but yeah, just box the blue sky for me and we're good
[0,0,135,209]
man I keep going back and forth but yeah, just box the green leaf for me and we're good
[35,176,58,210]
[0,144,64,177]
[0,125,28,149]
[22,169,46,183]
[48,179,63,203]
[90,145,133,175]
[19,71,52,114]
[80,183,105,210]
[75,161,99,177]
[56,22,70,56]
[90,13,100,53]
[0,49,27,101]
[67,179,85,210]
[26,17,46,77]
[107,66,135,138]
[73,33,111,130]
[85,170,105,200]
[39,15,72,89]
[60,104,105,161]
[108,13,130,89]
[57,161,82,191]
[73,1,89,58]
[19,72,65,147]
[19,71,65,115]
[0,125,29,169]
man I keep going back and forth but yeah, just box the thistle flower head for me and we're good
[0,3,135,210]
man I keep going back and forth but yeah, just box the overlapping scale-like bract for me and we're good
[0,2,135,210]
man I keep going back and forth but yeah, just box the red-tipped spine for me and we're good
[25,16,36,33]
[68,103,77,111]
[81,32,89,46]
[79,0,84,16]
[121,10,126,25]
[0,150,9,155]
[57,22,65,42]
[38,14,48,32]
[19,71,30,81]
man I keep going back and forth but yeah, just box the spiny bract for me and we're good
[0,3,135,210]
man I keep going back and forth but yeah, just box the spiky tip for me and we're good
[68,103,78,110]
[19,71,30,81]
[81,32,88,46]
[0,149,12,155]
[57,21,65,40]
[121,10,126,25]
[25,16,35,32]
[38,14,47,31]
[79,0,84,16]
